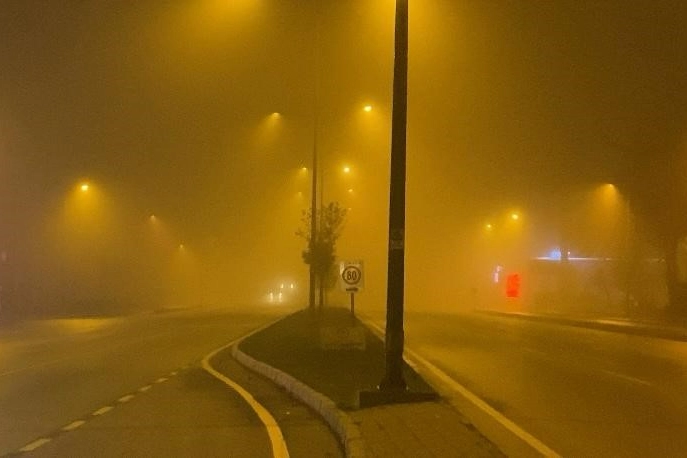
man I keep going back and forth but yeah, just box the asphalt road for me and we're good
[366,310,687,457]
[0,305,341,457]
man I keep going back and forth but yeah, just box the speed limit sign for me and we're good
[339,260,364,293]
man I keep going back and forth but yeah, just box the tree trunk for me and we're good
[317,272,325,309]
[665,235,687,320]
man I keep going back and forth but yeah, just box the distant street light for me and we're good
[80,183,90,192]
[363,104,373,112]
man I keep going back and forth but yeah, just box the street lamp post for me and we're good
[308,1,321,310]
[380,0,409,392]
[309,120,318,310]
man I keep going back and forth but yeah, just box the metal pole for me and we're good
[624,195,633,312]
[380,0,408,392]
[309,1,320,310]
[309,125,318,309]
[319,159,325,309]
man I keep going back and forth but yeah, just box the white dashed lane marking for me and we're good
[19,438,52,452]
[92,405,113,416]
[118,394,136,403]
[62,420,86,432]
[12,367,187,455]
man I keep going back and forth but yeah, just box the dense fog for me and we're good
[1,0,686,317]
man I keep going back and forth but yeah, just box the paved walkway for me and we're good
[351,402,502,458]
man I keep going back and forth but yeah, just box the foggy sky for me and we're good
[2,1,687,311]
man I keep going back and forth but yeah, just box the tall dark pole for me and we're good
[309,120,318,309]
[380,0,408,391]
[309,1,320,310]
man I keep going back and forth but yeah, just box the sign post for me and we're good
[339,260,364,316]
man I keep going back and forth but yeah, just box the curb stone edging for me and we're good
[231,341,366,458]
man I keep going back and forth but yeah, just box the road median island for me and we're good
[232,307,504,458]
[237,307,434,410]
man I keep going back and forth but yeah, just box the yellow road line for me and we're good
[202,318,290,458]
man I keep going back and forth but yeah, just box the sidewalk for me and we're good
[210,307,504,458]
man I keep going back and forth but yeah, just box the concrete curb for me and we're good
[232,340,366,458]
[480,310,687,341]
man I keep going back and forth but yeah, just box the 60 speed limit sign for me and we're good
[339,260,364,293]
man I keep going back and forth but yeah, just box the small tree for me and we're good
[297,202,347,308]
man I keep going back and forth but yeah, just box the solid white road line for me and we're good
[602,369,652,386]
[202,317,291,458]
[361,316,561,458]
[19,438,51,452]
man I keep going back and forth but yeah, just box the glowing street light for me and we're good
[363,104,373,112]
[343,165,351,174]
[80,183,90,192]
[511,212,520,221]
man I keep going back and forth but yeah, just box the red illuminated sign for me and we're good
[505,273,521,298]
